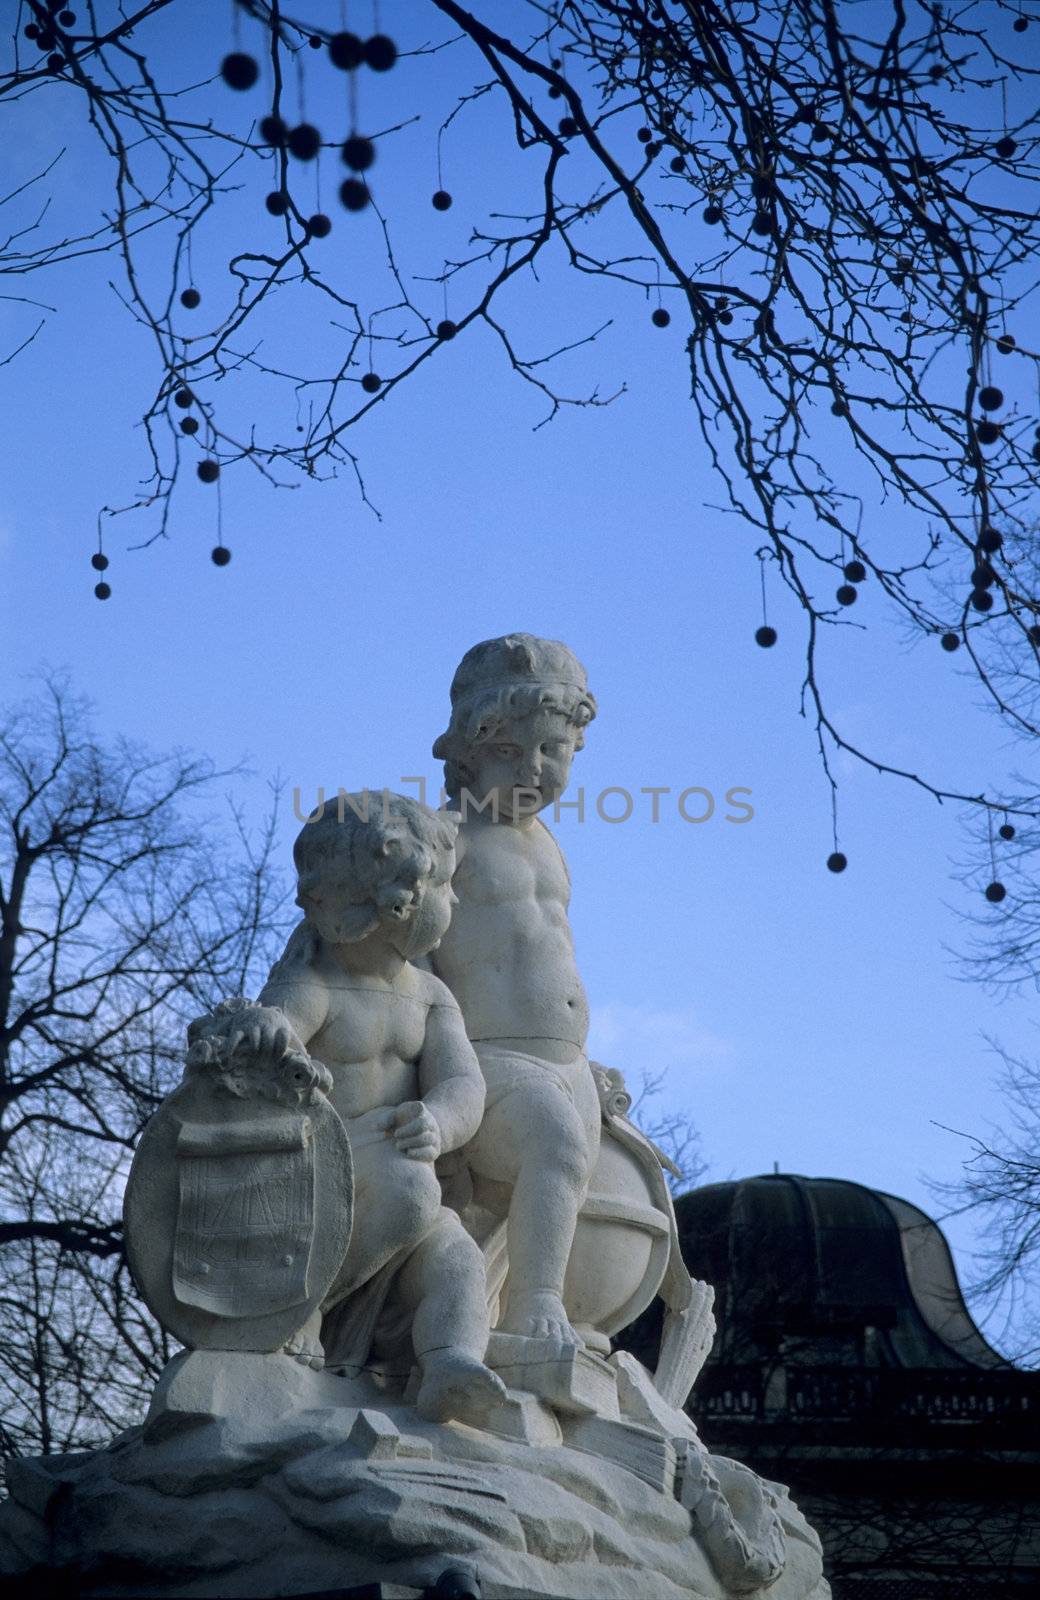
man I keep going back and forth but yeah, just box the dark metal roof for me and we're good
[672,1174,1009,1370]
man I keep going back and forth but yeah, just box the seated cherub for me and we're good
[251,791,506,1425]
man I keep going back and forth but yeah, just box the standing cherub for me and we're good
[431,634,600,1348]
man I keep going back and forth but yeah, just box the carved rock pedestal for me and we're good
[0,1349,828,1600]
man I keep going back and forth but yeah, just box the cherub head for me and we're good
[433,634,596,820]
[293,792,460,960]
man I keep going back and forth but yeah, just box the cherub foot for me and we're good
[284,1324,325,1370]
[500,1291,584,1348]
[415,1352,508,1426]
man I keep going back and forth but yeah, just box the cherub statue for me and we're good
[430,634,603,1348]
[248,791,507,1424]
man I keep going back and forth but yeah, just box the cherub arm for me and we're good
[257,925,331,1052]
[413,987,486,1157]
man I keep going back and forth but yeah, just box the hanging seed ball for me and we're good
[221,53,259,91]
[1032,441,1040,463]
[844,559,866,583]
[265,190,290,216]
[971,588,994,612]
[174,386,193,408]
[999,823,1016,841]
[288,124,321,162]
[436,320,457,341]
[180,288,201,309]
[979,526,1002,553]
[940,631,960,651]
[996,333,1016,353]
[651,307,671,328]
[339,178,369,212]
[978,385,1004,411]
[60,9,77,25]
[995,135,1017,159]
[972,562,996,588]
[197,459,220,483]
[717,309,734,325]
[670,155,685,173]
[751,211,773,236]
[836,584,857,606]
[24,24,39,39]
[831,399,848,416]
[558,117,578,137]
[342,135,376,171]
[975,419,1001,445]
[91,552,109,571]
[211,545,232,566]
[755,625,777,648]
[548,84,562,99]
[811,121,830,142]
[308,35,322,50]
[1014,15,1029,31]
[364,34,398,71]
[985,881,1006,903]
[260,115,288,147]
[637,126,652,143]
[329,31,363,69]
[1029,624,1040,645]
[306,213,332,238]
[432,190,453,211]
[827,852,848,873]
[94,581,112,600]
[180,416,199,435]
[361,372,381,393]
[703,203,723,225]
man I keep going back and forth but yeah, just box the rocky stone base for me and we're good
[0,1353,830,1600]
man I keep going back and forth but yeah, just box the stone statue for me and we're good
[430,634,602,1349]
[0,642,831,1600]
[432,634,716,1403]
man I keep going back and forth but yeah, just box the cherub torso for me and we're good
[264,953,429,1123]
[432,815,589,1062]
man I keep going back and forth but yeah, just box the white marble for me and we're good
[0,643,831,1599]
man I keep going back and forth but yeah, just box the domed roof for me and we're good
[672,1174,1007,1370]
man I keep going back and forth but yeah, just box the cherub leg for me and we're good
[468,1082,598,1347]
[323,1112,442,1310]
[395,1213,507,1426]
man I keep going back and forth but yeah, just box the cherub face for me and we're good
[465,706,580,820]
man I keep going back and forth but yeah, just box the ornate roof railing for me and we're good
[693,1363,1039,1443]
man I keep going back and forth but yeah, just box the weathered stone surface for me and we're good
[486,1333,619,1418]
[0,1383,829,1599]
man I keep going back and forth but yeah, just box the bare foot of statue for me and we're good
[500,1290,584,1348]
[284,1310,325,1370]
[415,1352,509,1425]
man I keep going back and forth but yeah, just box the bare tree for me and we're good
[934,1043,1040,1366]
[3,1,1040,825]
[0,674,289,1455]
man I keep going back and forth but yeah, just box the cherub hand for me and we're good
[392,1101,442,1162]
[227,1010,292,1064]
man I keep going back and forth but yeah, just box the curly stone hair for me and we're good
[291,790,459,943]
[433,634,597,800]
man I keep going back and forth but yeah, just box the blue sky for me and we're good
[2,0,1038,1355]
